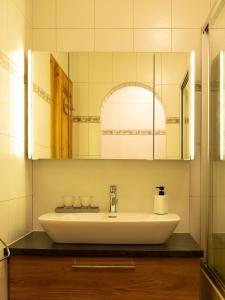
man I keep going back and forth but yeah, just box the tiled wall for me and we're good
[33,159,190,233]
[0,0,33,299]
[32,0,212,242]
[32,0,210,81]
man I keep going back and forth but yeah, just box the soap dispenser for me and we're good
[153,186,168,215]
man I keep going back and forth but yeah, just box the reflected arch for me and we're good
[100,83,166,159]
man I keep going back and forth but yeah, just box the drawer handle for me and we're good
[0,238,10,262]
[72,264,136,270]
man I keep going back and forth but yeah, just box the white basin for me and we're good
[38,212,180,244]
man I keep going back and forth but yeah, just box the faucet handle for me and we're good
[110,185,117,193]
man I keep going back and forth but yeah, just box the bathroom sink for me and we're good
[38,212,180,244]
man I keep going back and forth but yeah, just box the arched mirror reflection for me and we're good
[100,84,165,159]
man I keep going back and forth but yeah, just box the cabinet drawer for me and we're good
[9,256,200,300]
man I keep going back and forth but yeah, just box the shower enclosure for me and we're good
[203,0,225,297]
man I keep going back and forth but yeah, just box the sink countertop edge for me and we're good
[8,231,204,258]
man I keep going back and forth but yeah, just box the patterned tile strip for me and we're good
[195,82,201,92]
[73,116,100,123]
[166,117,180,124]
[33,83,51,104]
[185,117,189,124]
[102,129,165,136]
[74,116,181,125]
[0,50,24,81]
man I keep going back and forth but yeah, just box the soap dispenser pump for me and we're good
[153,186,168,215]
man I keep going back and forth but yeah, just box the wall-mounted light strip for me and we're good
[220,51,224,160]
[190,51,195,160]
[28,50,32,159]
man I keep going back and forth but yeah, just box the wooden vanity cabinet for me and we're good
[9,256,200,300]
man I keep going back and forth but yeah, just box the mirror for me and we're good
[28,51,195,160]
[28,51,70,159]
[154,53,194,160]
[211,51,225,160]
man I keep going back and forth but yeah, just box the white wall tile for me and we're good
[134,29,171,52]
[0,135,9,202]
[195,91,201,145]
[210,29,225,61]
[33,0,55,28]
[212,7,225,29]
[172,0,210,28]
[172,29,201,81]
[0,2,33,298]
[0,67,9,135]
[57,29,94,51]
[134,0,171,28]
[7,0,26,66]
[210,0,217,7]
[190,196,201,243]
[95,0,133,28]
[8,197,32,243]
[95,29,133,51]
[25,21,33,50]
[0,202,9,245]
[0,0,8,51]
[190,145,201,197]
[9,138,32,199]
[33,29,56,50]
[57,0,94,28]
[8,75,25,140]
[12,0,33,25]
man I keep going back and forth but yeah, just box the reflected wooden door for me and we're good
[50,55,73,159]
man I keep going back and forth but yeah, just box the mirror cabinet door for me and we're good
[154,52,193,160]
[211,51,225,161]
[29,52,70,159]
[28,51,195,160]
[69,52,154,159]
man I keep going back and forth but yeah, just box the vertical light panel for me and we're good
[190,51,195,160]
[28,50,32,159]
[220,51,224,160]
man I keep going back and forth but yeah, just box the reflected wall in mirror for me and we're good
[211,51,225,160]
[69,52,154,159]
[154,53,194,160]
[211,51,221,161]
[28,51,195,160]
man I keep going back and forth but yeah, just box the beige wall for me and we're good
[0,0,33,299]
[31,0,212,242]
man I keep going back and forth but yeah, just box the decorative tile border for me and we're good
[185,117,189,124]
[0,50,24,81]
[73,116,100,123]
[166,117,180,124]
[102,129,165,136]
[33,83,51,104]
[195,82,202,92]
[74,116,181,125]
[105,82,154,100]
[0,51,9,71]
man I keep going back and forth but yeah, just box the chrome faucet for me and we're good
[109,185,118,213]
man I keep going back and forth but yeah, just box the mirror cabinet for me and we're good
[28,51,195,160]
